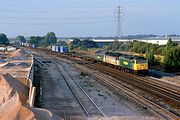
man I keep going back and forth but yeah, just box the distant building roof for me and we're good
[68,37,180,45]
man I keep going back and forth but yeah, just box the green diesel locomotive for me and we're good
[94,51,148,75]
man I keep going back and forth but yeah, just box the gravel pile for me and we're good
[18,62,31,67]
[0,73,34,120]
[3,63,16,67]
[7,49,29,60]
[0,58,6,64]
[0,73,60,120]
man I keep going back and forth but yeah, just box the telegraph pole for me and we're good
[115,6,124,41]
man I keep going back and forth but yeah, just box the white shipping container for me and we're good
[52,46,56,51]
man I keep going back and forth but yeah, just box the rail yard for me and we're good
[24,47,179,120]
[1,1,180,120]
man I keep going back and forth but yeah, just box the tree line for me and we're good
[106,39,179,72]
[28,32,67,47]
[0,32,70,48]
[69,38,97,50]
[28,32,57,47]
[67,38,180,72]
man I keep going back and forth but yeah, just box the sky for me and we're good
[0,0,180,37]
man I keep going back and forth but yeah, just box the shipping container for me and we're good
[32,44,37,48]
[52,46,68,53]
[55,46,59,52]
[59,46,68,53]
[52,46,56,52]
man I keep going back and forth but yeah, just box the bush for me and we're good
[146,50,160,66]
[70,39,97,50]
[164,47,180,72]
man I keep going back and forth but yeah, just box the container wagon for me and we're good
[55,46,60,52]
[59,46,68,53]
[51,46,68,53]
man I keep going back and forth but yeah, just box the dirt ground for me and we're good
[148,69,180,86]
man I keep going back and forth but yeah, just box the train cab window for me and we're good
[136,58,147,64]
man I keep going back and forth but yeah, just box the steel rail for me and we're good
[52,60,108,120]
[54,60,109,120]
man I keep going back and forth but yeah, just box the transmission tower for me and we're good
[115,6,124,40]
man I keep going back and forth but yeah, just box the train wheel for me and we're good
[134,71,137,75]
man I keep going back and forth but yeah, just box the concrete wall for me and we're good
[27,54,36,107]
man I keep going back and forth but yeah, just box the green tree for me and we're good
[29,36,43,45]
[146,50,156,66]
[119,44,125,51]
[155,45,165,55]
[69,38,81,50]
[104,45,113,51]
[80,39,97,48]
[16,36,26,43]
[131,41,145,53]
[0,33,9,45]
[112,41,121,51]
[145,48,160,66]
[166,38,174,48]
[43,32,57,46]
[70,38,97,50]
[125,41,133,51]
[163,38,174,55]
[164,47,180,72]
[57,40,67,46]
[137,44,147,53]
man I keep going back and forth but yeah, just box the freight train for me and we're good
[51,46,148,75]
[93,50,148,75]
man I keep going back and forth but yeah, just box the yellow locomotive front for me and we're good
[133,57,148,74]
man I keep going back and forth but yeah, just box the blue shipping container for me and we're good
[52,46,68,53]
[60,46,68,53]
[55,46,59,52]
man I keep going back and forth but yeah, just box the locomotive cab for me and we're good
[133,57,148,74]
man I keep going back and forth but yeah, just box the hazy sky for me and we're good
[0,0,180,37]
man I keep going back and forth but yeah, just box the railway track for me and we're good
[86,64,180,106]
[46,50,180,107]
[93,73,179,120]
[51,55,180,119]
[28,48,180,119]
[52,59,109,120]
[78,64,179,119]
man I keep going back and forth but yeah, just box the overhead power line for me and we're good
[0,16,112,20]
[0,9,113,14]
[0,21,110,25]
